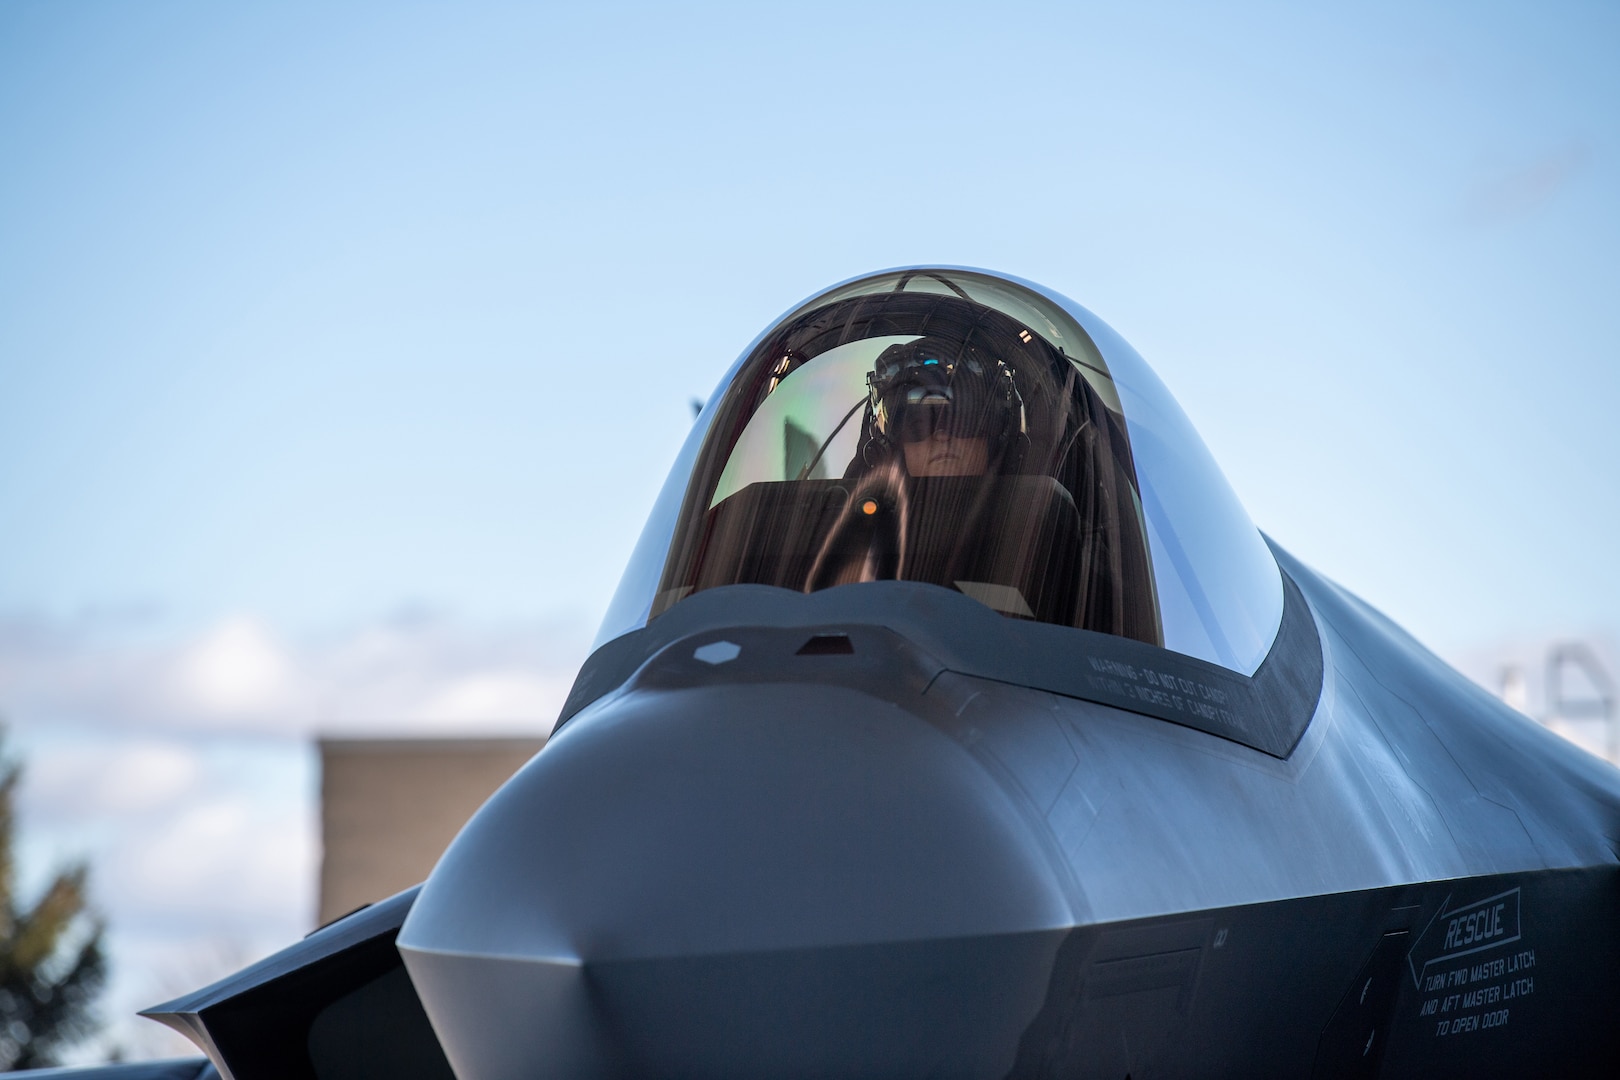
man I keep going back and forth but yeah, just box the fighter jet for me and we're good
[29,268,1620,1078]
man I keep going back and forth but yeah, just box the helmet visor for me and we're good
[891,385,998,442]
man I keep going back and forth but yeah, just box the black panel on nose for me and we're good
[797,632,854,655]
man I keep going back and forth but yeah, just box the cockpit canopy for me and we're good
[599,269,1283,675]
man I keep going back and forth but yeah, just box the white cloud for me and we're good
[104,795,317,925]
[405,670,573,727]
[0,610,589,736]
[0,608,592,1063]
[170,617,292,717]
[26,740,202,818]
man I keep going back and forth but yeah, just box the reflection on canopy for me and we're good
[597,268,1284,675]
[657,272,1163,645]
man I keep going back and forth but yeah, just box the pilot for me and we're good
[814,333,1081,622]
[861,336,1026,478]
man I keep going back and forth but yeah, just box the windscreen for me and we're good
[652,272,1164,645]
[598,269,1285,674]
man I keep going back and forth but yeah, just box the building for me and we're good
[317,736,546,926]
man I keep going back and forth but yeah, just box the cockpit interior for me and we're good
[598,267,1284,677]
[654,272,1162,646]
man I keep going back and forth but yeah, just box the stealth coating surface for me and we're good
[401,545,1620,1077]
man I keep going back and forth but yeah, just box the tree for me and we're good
[0,730,106,1070]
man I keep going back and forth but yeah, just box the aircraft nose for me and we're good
[398,635,1073,1079]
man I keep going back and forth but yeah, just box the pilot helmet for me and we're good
[865,336,1026,467]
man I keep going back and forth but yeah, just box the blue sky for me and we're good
[1,0,1616,1060]
[4,0,1616,645]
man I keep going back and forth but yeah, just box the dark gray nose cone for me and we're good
[399,638,1072,1079]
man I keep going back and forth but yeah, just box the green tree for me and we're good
[0,732,106,1070]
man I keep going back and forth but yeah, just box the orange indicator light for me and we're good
[861,499,879,516]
